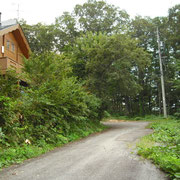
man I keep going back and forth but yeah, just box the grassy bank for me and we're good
[0,122,108,170]
[103,114,168,121]
[137,118,180,179]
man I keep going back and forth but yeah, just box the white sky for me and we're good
[0,0,179,25]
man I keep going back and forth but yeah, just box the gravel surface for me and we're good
[0,121,168,180]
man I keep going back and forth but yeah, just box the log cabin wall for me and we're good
[0,35,3,57]
[0,31,25,74]
[3,32,23,64]
[0,23,30,75]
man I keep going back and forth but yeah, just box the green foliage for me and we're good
[0,122,107,169]
[0,52,106,169]
[20,20,56,54]
[103,114,169,121]
[74,0,130,33]
[0,70,20,98]
[68,32,150,116]
[174,110,180,120]
[20,1,180,117]
[133,117,142,121]
[131,115,169,121]
[130,9,180,116]
[1,0,180,172]
[0,144,53,169]
[21,0,130,54]
[54,12,79,51]
[137,119,180,179]
[0,96,17,138]
[103,111,111,118]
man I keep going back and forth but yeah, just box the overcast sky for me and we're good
[1,0,179,25]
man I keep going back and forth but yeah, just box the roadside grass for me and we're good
[103,114,171,122]
[0,122,108,170]
[136,118,180,180]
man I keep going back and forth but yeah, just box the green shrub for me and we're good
[137,119,180,179]
[0,53,106,169]
[174,110,180,120]
[103,111,111,118]
[134,117,142,120]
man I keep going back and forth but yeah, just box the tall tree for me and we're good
[74,0,130,33]
[54,12,79,52]
[69,32,150,115]
[20,20,56,54]
[168,4,180,114]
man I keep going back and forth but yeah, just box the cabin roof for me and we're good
[0,24,14,30]
[0,20,31,59]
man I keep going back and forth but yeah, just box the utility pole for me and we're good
[157,27,167,118]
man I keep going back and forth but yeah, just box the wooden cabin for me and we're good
[0,19,30,74]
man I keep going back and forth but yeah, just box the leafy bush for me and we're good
[137,119,180,179]
[103,111,111,118]
[0,52,107,169]
[174,109,180,120]
[134,117,142,120]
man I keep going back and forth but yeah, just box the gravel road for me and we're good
[0,121,168,180]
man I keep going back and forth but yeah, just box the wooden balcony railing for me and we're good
[0,57,23,74]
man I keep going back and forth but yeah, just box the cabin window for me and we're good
[11,43,15,52]
[6,40,10,50]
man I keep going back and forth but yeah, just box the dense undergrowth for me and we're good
[137,119,180,179]
[0,53,107,169]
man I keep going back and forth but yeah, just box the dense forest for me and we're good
[0,0,180,176]
[20,0,180,117]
